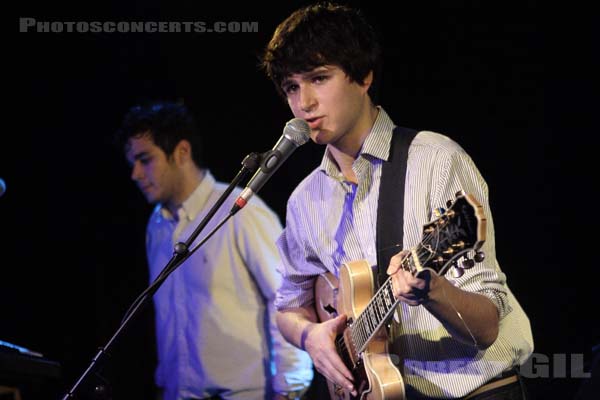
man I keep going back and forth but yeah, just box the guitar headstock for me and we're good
[413,191,487,277]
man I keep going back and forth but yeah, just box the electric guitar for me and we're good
[314,191,487,400]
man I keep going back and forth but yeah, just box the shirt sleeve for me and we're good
[233,197,314,393]
[274,195,330,311]
[431,145,511,320]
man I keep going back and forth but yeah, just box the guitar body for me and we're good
[315,260,405,400]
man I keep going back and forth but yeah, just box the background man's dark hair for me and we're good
[115,100,204,168]
[261,2,382,102]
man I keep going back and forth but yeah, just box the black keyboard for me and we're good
[0,341,60,384]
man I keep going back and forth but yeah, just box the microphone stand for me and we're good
[61,152,262,400]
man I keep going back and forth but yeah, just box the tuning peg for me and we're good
[434,207,446,217]
[443,247,455,255]
[474,251,485,263]
[452,266,464,278]
[461,258,475,269]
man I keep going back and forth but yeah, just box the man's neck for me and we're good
[165,168,205,217]
[328,104,379,184]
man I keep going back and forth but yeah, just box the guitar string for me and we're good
[440,283,479,348]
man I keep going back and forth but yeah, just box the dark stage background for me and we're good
[3,1,598,399]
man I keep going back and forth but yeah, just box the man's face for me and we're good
[281,65,371,147]
[125,133,179,205]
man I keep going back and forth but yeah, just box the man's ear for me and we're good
[360,70,374,94]
[174,139,192,165]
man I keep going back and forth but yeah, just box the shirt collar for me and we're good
[318,106,396,177]
[159,170,215,222]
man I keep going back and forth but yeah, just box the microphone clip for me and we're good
[241,152,263,173]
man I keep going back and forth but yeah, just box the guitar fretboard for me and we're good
[349,255,419,353]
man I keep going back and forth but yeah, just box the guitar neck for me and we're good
[351,276,399,353]
[351,246,427,353]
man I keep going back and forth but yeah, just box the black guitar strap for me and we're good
[376,126,418,287]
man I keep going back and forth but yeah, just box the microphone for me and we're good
[231,118,310,214]
[0,178,6,197]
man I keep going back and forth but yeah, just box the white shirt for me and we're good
[147,171,313,400]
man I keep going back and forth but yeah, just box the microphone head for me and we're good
[283,118,310,146]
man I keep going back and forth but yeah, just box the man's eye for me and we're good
[284,84,298,94]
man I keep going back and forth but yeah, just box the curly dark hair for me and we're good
[114,100,203,168]
[261,2,382,101]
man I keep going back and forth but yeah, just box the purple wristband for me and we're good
[300,325,311,351]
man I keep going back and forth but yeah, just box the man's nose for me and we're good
[130,162,143,181]
[299,86,317,113]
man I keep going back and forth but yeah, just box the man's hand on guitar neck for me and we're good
[387,250,433,306]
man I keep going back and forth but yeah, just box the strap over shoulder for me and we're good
[376,126,418,286]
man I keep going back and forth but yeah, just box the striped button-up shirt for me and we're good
[275,107,533,398]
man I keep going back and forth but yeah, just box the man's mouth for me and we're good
[305,116,323,129]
